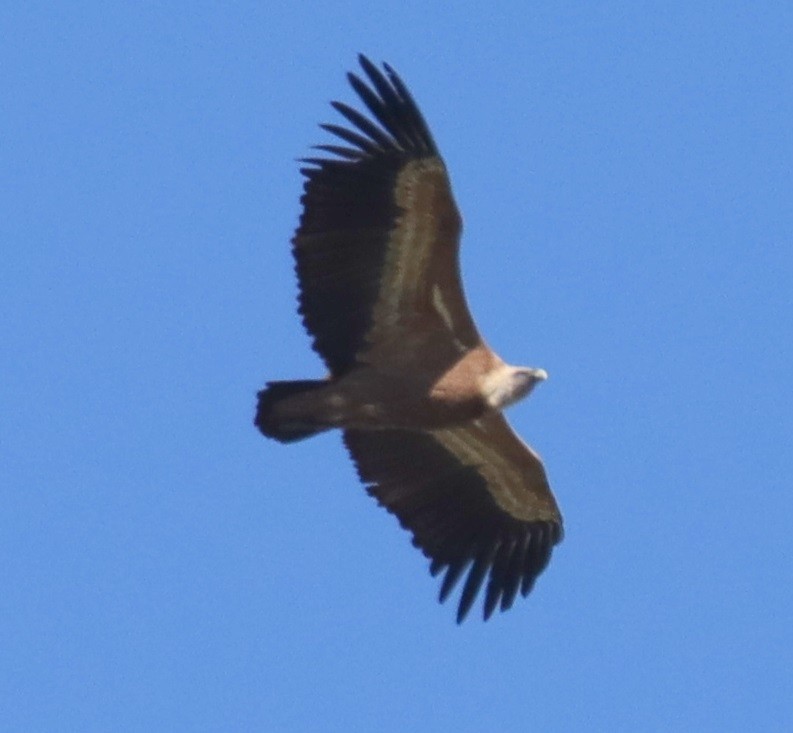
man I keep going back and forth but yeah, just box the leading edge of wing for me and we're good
[343,413,563,622]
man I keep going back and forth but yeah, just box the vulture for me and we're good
[256,55,562,622]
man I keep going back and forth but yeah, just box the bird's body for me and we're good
[255,55,563,622]
[262,343,504,434]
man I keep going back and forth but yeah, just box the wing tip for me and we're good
[433,519,563,623]
[310,53,438,165]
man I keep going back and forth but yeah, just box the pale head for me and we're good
[480,365,548,411]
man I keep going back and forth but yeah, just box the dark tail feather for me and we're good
[255,380,330,443]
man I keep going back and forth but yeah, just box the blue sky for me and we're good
[3,2,792,730]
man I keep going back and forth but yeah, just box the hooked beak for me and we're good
[530,368,548,382]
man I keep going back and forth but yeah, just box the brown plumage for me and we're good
[255,55,562,622]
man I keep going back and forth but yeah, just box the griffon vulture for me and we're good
[256,55,562,622]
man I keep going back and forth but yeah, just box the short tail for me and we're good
[254,380,330,443]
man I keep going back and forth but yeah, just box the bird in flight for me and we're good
[256,55,562,622]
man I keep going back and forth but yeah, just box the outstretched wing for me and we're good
[343,412,563,622]
[294,54,480,376]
